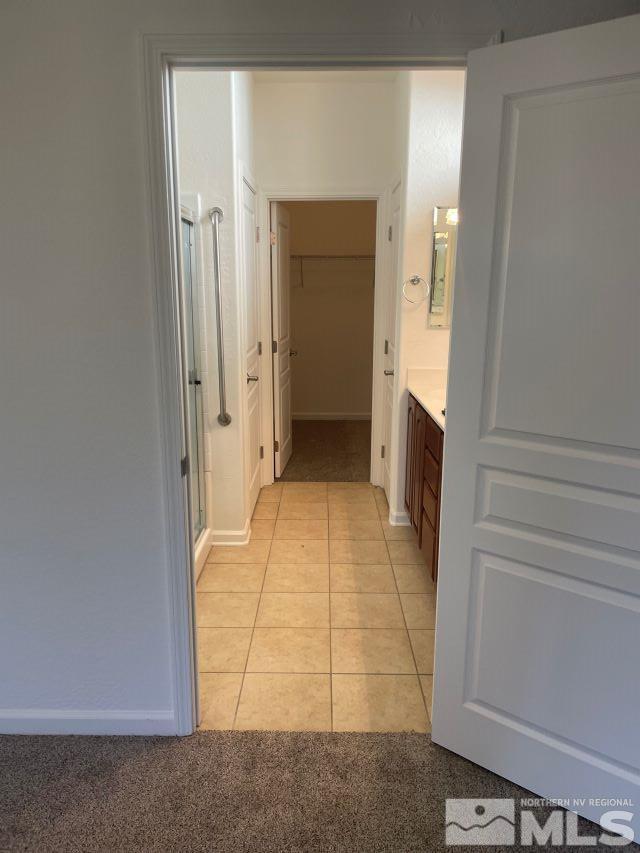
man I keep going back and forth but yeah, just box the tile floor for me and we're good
[196,482,436,732]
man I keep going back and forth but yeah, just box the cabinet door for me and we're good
[412,405,427,532]
[404,395,416,514]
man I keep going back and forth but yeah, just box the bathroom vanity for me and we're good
[405,371,446,582]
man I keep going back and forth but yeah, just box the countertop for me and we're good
[407,368,447,430]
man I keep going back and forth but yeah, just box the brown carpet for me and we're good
[279,419,371,482]
[0,731,626,852]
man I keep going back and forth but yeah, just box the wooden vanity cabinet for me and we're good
[405,394,444,582]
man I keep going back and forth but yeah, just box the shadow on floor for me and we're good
[278,419,371,482]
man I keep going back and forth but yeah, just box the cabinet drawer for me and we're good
[422,480,438,529]
[420,513,436,574]
[423,449,440,496]
[425,415,443,460]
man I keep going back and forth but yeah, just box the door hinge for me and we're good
[256,226,260,243]
[270,230,277,246]
[258,341,262,355]
[274,439,279,452]
[180,455,189,477]
[381,445,385,459]
[384,339,389,355]
[272,340,277,354]
[388,225,393,241]
[260,445,264,459]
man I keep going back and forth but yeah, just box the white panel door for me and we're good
[270,202,292,476]
[432,14,640,832]
[382,184,401,500]
[241,177,262,513]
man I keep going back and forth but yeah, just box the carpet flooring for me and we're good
[1,731,625,852]
[278,420,371,482]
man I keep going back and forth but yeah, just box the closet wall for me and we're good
[285,201,377,420]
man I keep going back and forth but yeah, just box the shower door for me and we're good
[181,214,206,541]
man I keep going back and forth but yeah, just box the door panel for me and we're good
[432,14,640,830]
[382,184,401,499]
[180,216,206,541]
[270,202,292,476]
[241,178,261,513]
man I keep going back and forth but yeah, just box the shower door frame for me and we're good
[142,31,493,734]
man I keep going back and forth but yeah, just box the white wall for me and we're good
[254,71,396,192]
[1,0,637,735]
[285,200,377,419]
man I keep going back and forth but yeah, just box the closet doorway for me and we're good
[270,200,377,482]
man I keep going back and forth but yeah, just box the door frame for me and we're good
[142,31,492,734]
[258,188,389,488]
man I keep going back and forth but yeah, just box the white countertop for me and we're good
[407,368,447,430]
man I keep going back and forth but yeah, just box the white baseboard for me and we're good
[0,708,177,736]
[388,508,410,525]
[208,519,250,546]
[194,528,210,582]
[293,412,372,421]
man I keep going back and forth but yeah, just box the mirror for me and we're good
[429,207,458,328]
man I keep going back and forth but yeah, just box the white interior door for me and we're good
[241,177,262,513]
[382,183,401,500]
[270,201,292,477]
[433,14,640,832]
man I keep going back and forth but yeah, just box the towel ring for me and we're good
[402,274,429,304]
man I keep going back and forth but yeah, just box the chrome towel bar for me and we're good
[209,207,231,426]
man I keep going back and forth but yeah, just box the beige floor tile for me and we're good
[330,593,405,628]
[393,563,436,594]
[388,540,425,565]
[277,501,328,520]
[410,630,435,674]
[259,483,283,502]
[269,539,329,564]
[374,489,389,512]
[330,563,396,593]
[280,490,328,505]
[400,594,436,629]
[235,673,331,731]
[252,501,279,520]
[330,539,389,564]
[263,563,329,593]
[199,673,243,730]
[381,521,415,541]
[274,519,328,540]
[331,629,416,674]
[328,492,377,506]
[246,628,330,673]
[208,539,271,564]
[256,592,330,628]
[329,519,384,540]
[197,563,266,593]
[420,674,433,719]
[328,501,380,520]
[196,592,260,627]
[332,674,429,732]
[197,627,252,672]
[250,519,275,539]
[283,481,328,493]
[327,483,373,495]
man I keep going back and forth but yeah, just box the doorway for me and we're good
[270,199,377,483]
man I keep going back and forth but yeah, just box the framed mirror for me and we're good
[429,206,458,328]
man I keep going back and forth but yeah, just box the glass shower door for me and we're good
[181,216,206,541]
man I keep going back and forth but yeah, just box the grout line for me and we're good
[230,495,278,730]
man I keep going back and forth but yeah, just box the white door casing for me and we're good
[240,174,262,514]
[432,13,640,832]
[270,201,292,477]
[382,182,402,503]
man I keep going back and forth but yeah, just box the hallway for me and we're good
[277,420,371,482]
[196,482,435,731]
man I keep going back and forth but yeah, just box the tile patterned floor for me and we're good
[197,482,436,732]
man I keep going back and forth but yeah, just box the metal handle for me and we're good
[209,207,231,426]
[247,374,259,383]
[289,349,298,357]
[384,369,394,376]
